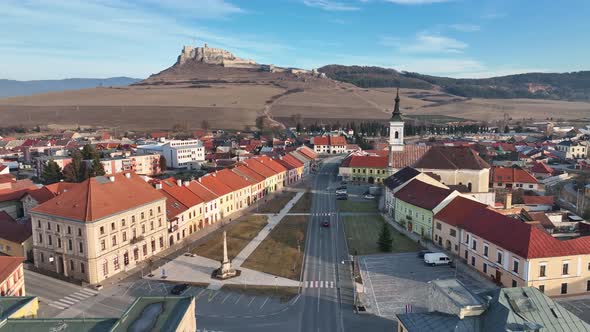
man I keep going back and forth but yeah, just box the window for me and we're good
[100,226,104,235]
[111,222,115,231]
[112,235,117,246]
[40,252,44,263]
[141,224,146,234]
[158,206,161,213]
[512,280,517,287]
[121,219,126,227]
[103,260,108,276]
[464,250,468,259]
[483,263,487,273]
[68,239,73,251]
[471,257,475,266]
[539,265,546,277]
[483,245,489,257]
[449,229,456,237]
[37,220,41,228]
[563,263,569,275]
[151,239,156,252]
[81,263,85,274]
[513,260,519,274]
[122,231,127,242]
[113,257,120,271]
[132,216,136,223]
[142,244,147,256]
[561,283,568,295]
[78,228,82,236]
[57,238,62,248]
[70,260,75,272]
[38,233,43,244]
[57,224,60,232]
[587,280,590,292]
[67,226,71,234]
[141,212,145,219]
[150,209,153,217]
[79,242,84,254]
[101,239,106,251]
[472,240,477,250]
[497,252,503,264]
[47,222,51,230]
[436,222,441,230]
[159,237,164,248]
[150,221,154,231]
[538,285,545,293]
[48,235,52,246]
[465,234,470,244]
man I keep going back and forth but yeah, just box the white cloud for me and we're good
[400,33,468,54]
[384,0,452,4]
[449,24,480,32]
[302,0,360,11]
[143,0,244,17]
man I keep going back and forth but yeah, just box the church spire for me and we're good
[391,88,403,121]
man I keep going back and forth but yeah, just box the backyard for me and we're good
[193,215,268,261]
[343,215,421,255]
[242,215,308,280]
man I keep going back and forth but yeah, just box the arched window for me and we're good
[394,131,399,139]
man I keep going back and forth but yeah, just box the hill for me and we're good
[0,77,140,98]
[319,65,590,101]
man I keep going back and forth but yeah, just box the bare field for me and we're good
[1,80,589,130]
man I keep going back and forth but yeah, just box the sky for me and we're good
[1,0,589,80]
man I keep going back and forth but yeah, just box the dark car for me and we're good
[171,283,189,295]
[337,185,347,190]
[417,250,432,258]
[322,220,330,227]
[336,194,348,200]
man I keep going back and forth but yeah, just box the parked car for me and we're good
[424,253,451,266]
[336,194,348,200]
[171,283,189,295]
[364,194,375,199]
[337,185,347,190]
[417,250,432,258]
[335,189,347,195]
[322,220,330,227]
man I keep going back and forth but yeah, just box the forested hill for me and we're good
[319,65,590,101]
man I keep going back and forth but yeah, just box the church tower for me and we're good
[388,88,404,172]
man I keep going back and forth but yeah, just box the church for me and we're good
[338,89,491,193]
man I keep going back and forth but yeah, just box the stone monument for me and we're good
[216,231,237,279]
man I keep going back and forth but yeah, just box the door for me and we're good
[495,270,502,284]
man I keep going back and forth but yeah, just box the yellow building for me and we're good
[31,173,168,285]
[435,195,590,297]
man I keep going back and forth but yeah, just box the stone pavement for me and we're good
[145,192,305,289]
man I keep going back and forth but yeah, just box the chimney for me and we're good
[505,192,512,210]
[155,182,162,190]
[109,176,115,182]
[176,179,182,186]
[197,177,202,183]
[124,172,131,179]
[183,181,190,187]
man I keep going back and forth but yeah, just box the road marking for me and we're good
[69,293,89,300]
[315,281,319,288]
[48,302,68,310]
[79,288,98,295]
[234,294,243,305]
[320,281,324,288]
[248,296,256,307]
[195,288,207,299]
[58,298,76,305]
[221,293,232,304]
[330,281,334,288]
[259,296,269,310]
[208,291,219,303]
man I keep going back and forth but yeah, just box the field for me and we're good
[337,200,379,213]
[1,62,589,130]
[256,191,297,214]
[241,215,308,280]
[193,215,268,262]
[343,215,421,255]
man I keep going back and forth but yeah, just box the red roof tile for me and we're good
[531,162,554,174]
[216,169,255,191]
[32,174,165,222]
[523,195,554,205]
[257,155,288,173]
[434,196,488,227]
[184,180,219,203]
[394,179,454,210]
[413,146,490,170]
[242,159,277,178]
[198,173,235,196]
[492,167,538,184]
[0,212,31,243]
[0,256,24,284]
[232,165,266,184]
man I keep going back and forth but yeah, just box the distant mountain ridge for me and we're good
[0,77,141,98]
[319,65,590,101]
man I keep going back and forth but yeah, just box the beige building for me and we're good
[0,256,26,297]
[31,173,168,285]
[435,195,590,297]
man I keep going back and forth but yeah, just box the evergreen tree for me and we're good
[159,155,167,173]
[63,150,84,183]
[504,125,510,133]
[377,222,393,252]
[81,144,99,160]
[90,157,105,177]
[42,160,63,184]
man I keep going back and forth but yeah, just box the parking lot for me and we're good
[358,252,497,320]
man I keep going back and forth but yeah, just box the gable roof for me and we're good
[232,165,266,183]
[434,196,489,227]
[383,167,420,190]
[31,174,165,222]
[531,162,554,174]
[242,159,277,178]
[296,146,317,159]
[0,256,24,283]
[313,136,346,146]
[216,169,254,191]
[413,146,490,170]
[523,195,554,205]
[492,166,538,184]
[184,180,218,203]
[198,173,235,196]
[0,212,31,244]
[256,155,288,173]
[394,179,454,210]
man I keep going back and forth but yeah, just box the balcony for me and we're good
[130,236,145,244]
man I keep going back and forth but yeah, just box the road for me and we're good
[299,156,349,332]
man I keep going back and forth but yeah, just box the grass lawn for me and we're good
[242,215,308,280]
[337,200,378,213]
[257,191,297,214]
[290,191,312,213]
[343,215,421,255]
[192,215,268,261]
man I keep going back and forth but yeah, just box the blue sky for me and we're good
[1,0,589,80]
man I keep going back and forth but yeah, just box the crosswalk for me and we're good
[302,280,335,288]
[47,288,98,310]
[311,213,335,217]
[197,329,226,332]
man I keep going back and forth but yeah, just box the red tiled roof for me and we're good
[531,162,554,174]
[44,182,77,195]
[26,187,57,204]
[199,173,235,196]
[185,180,219,203]
[32,174,165,222]
[257,155,288,174]
[232,165,265,184]
[413,146,490,170]
[342,155,388,168]
[274,158,295,170]
[282,154,304,168]
[0,212,31,243]
[160,190,188,220]
[0,256,24,284]
[160,180,204,207]
[492,167,538,184]
[242,159,277,178]
[342,146,430,169]
[523,195,554,205]
[434,196,488,227]
[394,179,454,210]
[216,169,255,191]
[297,146,317,159]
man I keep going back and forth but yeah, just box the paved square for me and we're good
[358,252,496,320]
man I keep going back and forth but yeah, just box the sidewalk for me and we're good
[232,192,304,267]
[381,213,498,291]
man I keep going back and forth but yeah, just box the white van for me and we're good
[424,253,451,266]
